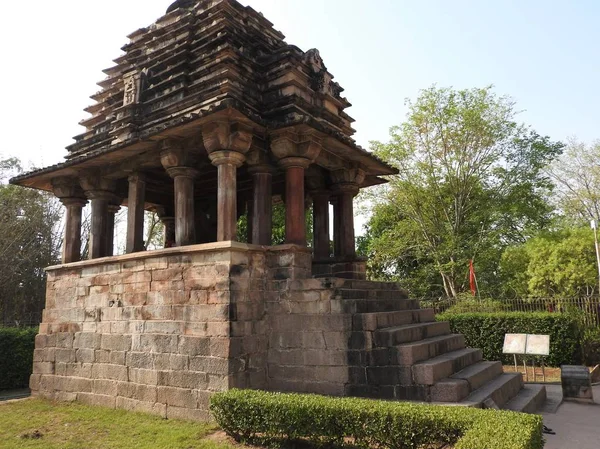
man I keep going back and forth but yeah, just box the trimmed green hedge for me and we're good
[0,327,37,390]
[210,389,543,449]
[437,312,582,367]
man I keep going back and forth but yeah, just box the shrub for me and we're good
[582,327,600,366]
[211,389,543,449]
[437,312,582,366]
[0,327,37,390]
[444,298,508,314]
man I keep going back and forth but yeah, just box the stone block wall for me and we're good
[265,278,354,396]
[31,242,268,420]
[312,259,367,280]
[31,241,393,419]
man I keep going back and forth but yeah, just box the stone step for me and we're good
[503,384,547,413]
[412,348,483,385]
[461,373,523,408]
[393,334,466,365]
[374,321,451,347]
[339,298,421,314]
[429,361,503,403]
[430,378,471,402]
[341,280,408,293]
[451,361,503,392]
[353,309,435,331]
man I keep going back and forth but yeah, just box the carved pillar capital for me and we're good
[270,131,322,163]
[208,150,246,168]
[127,172,146,184]
[84,190,120,203]
[107,204,121,214]
[59,197,88,208]
[331,168,365,197]
[165,166,199,179]
[202,121,253,155]
[278,157,312,170]
[159,139,201,171]
[52,177,85,200]
[79,173,117,194]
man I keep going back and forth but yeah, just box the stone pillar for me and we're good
[52,178,87,264]
[166,167,198,247]
[87,192,112,259]
[312,191,330,259]
[60,198,87,264]
[280,157,310,246]
[270,130,322,247]
[246,198,254,244]
[106,204,121,257]
[126,173,146,253]
[202,121,253,242]
[80,175,118,260]
[161,217,176,248]
[331,197,342,258]
[331,168,364,260]
[249,166,273,245]
[336,187,358,259]
[209,151,246,241]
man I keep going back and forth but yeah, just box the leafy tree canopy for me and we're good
[361,86,563,298]
[548,138,600,226]
[499,227,598,298]
[0,158,62,325]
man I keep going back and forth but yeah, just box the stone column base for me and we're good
[267,245,313,280]
[312,257,367,280]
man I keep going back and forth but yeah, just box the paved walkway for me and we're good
[542,384,600,449]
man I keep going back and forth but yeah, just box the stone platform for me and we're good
[31,242,544,419]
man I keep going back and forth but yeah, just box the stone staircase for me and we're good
[337,280,546,413]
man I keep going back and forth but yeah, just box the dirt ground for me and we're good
[503,365,563,383]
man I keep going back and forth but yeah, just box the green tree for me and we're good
[0,158,62,325]
[548,138,600,225]
[237,203,313,246]
[499,228,598,297]
[362,86,563,298]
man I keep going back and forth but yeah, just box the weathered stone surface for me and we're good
[562,365,594,402]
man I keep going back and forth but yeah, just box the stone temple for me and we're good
[11,0,545,419]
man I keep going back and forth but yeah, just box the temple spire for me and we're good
[166,0,197,13]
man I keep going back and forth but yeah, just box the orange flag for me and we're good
[469,260,476,296]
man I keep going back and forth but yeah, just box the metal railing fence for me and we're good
[420,296,600,328]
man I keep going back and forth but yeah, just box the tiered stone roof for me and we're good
[70,0,354,158]
[12,0,396,191]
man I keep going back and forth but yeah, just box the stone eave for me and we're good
[10,103,254,192]
[12,103,395,194]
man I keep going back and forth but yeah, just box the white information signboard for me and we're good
[525,334,550,356]
[503,333,551,381]
[502,333,527,354]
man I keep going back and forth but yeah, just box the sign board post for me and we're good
[503,334,528,379]
[503,334,550,382]
[525,334,550,382]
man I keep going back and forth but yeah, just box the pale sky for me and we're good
[0,0,598,171]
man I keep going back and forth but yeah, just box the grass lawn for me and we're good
[0,398,234,449]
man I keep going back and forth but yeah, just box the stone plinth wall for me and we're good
[32,242,269,420]
[31,242,402,420]
[312,259,367,280]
